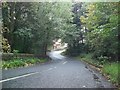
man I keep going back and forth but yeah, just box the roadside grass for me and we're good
[75,53,119,87]
[102,62,119,84]
[2,58,48,69]
[75,53,102,67]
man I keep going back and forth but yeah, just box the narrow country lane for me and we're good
[2,50,115,88]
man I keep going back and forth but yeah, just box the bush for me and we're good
[2,58,48,69]
[2,38,11,53]
[13,50,19,53]
[2,59,25,68]
[13,50,19,59]
[97,56,109,65]
[102,62,119,84]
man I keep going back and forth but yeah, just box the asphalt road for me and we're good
[2,50,115,88]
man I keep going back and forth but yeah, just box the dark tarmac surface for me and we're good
[2,50,115,88]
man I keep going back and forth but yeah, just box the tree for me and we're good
[2,2,74,56]
[80,2,119,60]
[64,2,87,56]
[2,2,35,53]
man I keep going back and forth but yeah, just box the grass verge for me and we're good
[75,53,119,88]
[102,62,119,84]
[2,58,48,69]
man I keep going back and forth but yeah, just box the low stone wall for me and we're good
[2,53,47,61]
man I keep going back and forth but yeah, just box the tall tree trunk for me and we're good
[43,27,50,56]
[9,3,15,52]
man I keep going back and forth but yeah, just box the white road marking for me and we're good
[1,66,56,83]
[63,61,67,64]
[0,72,39,83]
[82,85,86,88]
[48,68,53,70]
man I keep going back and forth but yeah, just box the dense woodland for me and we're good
[1,2,119,61]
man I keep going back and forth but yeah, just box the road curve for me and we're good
[2,50,115,88]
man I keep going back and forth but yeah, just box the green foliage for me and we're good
[64,3,87,56]
[2,2,118,61]
[13,50,19,53]
[2,2,73,55]
[76,53,119,86]
[76,53,101,66]
[2,58,48,69]
[2,37,11,53]
[97,56,109,65]
[2,60,25,68]
[102,62,119,84]
[13,49,19,59]
[80,2,118,61]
